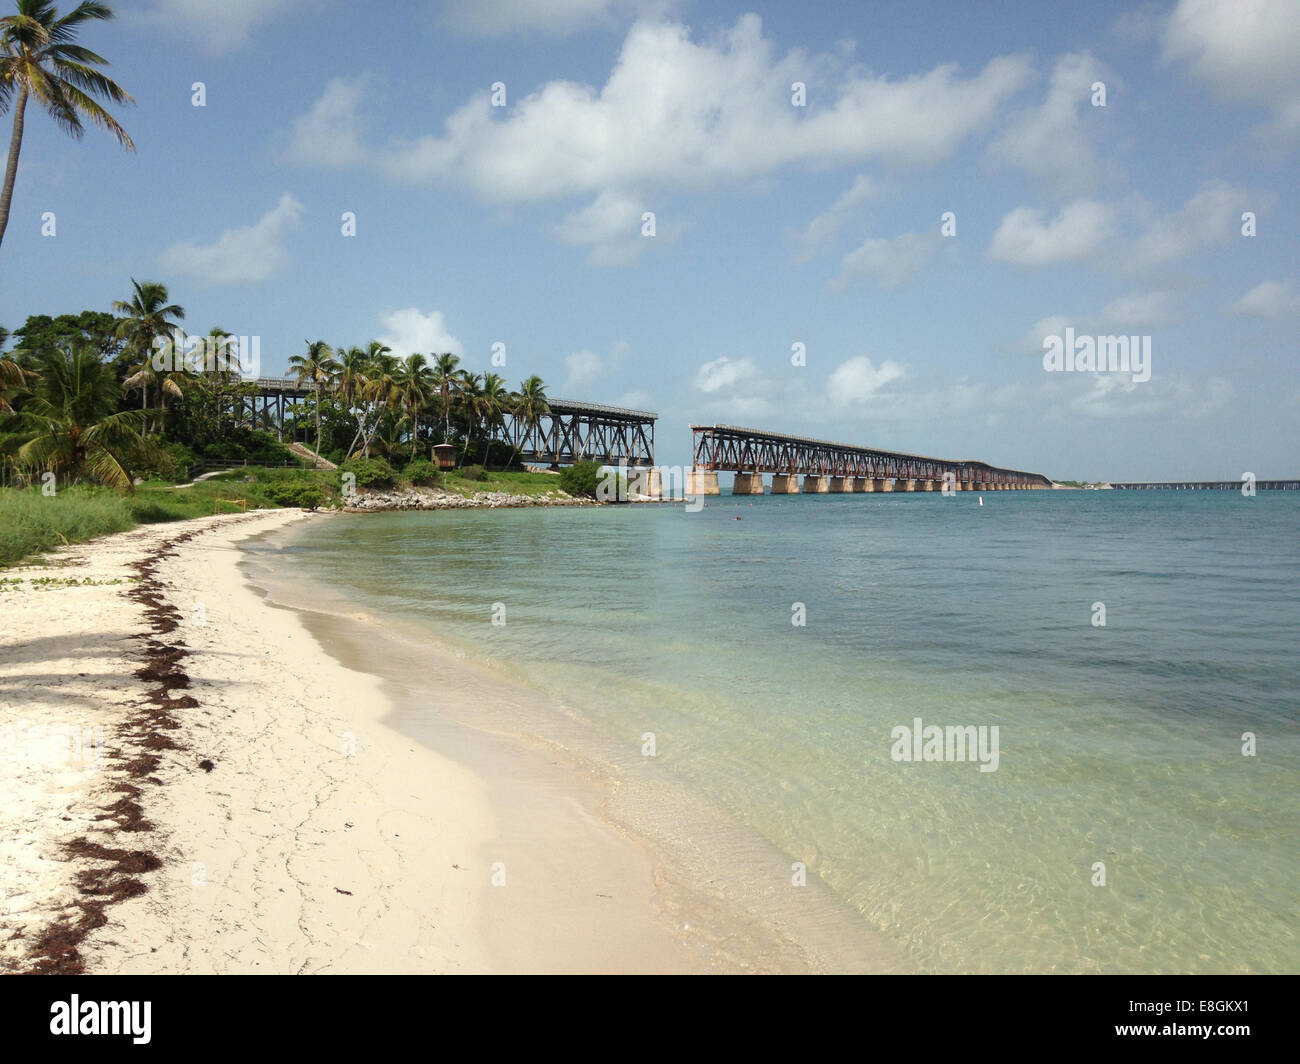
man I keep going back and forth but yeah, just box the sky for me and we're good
[2,0,1298,479]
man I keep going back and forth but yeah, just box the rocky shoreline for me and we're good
[342,486,599,511]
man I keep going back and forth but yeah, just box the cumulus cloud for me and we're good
[988,51,1117,197]
[376,308,464,358]
[346,16,1029,199]
[837,231,935,288]
[553,188,667,265]
[1164,0,1300,146]
[826,356,906,405]
[159,193,304,285]
[286,77,368,167]
[1231,279,1300,317]
[132,0,307,52]
[1019,291,1179,355]
[988,200,1115,267]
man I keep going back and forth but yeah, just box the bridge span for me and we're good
[687,424,1051,494]
[227,379,657,466]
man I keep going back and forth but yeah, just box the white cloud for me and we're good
[1019,292,1179,355]
[1164,0,1300,146]
[694,356,758,395]
[438,0,624,36]
[988,200,1115,268]
[564,349,605,390]
[988,52,1117,197]
[795,174,877,259]
[1231,279,1300,317]
[553,188,663,265]
[837,231,934,288]
[286,77,367,167]
[370,16,1030,198]
[826,357,906,405]
[377,308,464,358]
[1129,180,1250,266]
[159,193,303,285]
[133,0,307,53]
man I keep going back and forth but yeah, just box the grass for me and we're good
[436,468,564,498]
[0,468,342,569]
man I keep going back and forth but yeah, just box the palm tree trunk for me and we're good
[0,87,29,251]
[314,382,322,456]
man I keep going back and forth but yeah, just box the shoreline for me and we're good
[1,510,773,972]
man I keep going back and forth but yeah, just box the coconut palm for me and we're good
[0,322,28,412]
[393,352,434,457]
[475,372,510,467]
[0,1,135,251]
[288,339,338,456]
[10,340,149,489]
[113,278,184,424]
[431,352,461,442]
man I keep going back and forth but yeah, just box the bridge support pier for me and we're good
[686,470,720,495]
[733,472,765,494]
[802,476,829,493]
[874,478,893,492]
[828,476,851,492]
[901,479,917,492]
[852,477,872,492]
[921,480,937,491]
[770,474,799,494]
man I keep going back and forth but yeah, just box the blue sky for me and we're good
[3,0,1298,478]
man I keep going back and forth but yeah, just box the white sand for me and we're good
[0,509,724,973]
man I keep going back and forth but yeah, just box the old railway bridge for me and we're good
[231,378,657,466]
[686,424,1052,493]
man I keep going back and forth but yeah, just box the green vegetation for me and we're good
[402,458,438,486]
[1,1,136,252]
[558,459,603,499]
[0,469,341,567]
[338,455,396,488]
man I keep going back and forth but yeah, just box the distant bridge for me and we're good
[688,424,1051,493]
[226,379,657,466]
[1112,481,1299,491]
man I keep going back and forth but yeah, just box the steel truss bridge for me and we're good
[690,424,1052,490]
[228,379,657,466]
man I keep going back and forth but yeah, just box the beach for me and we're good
[0,509,746,974]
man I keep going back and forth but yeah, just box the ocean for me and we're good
[246,489,1300,973]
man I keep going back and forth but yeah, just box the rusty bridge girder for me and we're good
[690,425,1051,488]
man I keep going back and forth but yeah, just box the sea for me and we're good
[243,489,1299,973]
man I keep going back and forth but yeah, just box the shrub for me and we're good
[338,456,396,489]
[558,459,603,499]
[459,464,487,482]
[264,480,325,508]
[201,429,294,466]
[404,459,439,486]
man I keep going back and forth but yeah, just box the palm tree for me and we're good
[0,1,135,251]
[431,352,461,443]
[113,278,184,424]
[288,339,338,456]
[10,340,149,489]
[0,322,28,413]
[393,352,434,458]
[475,372,510,467]
[513,374,548,449]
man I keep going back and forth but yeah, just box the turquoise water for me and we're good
[268,491,1299,973]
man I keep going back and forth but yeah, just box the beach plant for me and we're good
[403,458,438,486]
[558,459,603,499]
[338,455,395,489]
[8,341,151,490]
[0,0,135,251]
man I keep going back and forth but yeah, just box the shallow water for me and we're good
[256,490,1300,973]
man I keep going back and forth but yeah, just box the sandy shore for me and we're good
[0,509,721,973]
